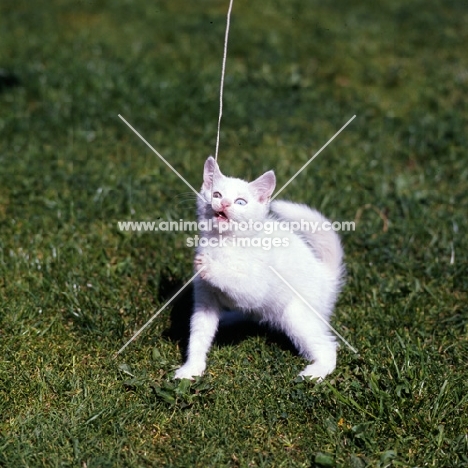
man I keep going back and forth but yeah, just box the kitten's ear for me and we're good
[203,156,223,190]
[250,170,276,204]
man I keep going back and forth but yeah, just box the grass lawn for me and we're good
[1,0,467,466]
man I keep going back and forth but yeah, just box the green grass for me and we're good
[1,0,467,466]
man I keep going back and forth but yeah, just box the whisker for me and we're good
[174,192,199,207]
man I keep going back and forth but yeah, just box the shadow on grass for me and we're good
[0,68,20,93]
[159,275,298,361]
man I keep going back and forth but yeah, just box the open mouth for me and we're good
[214,210,228,221]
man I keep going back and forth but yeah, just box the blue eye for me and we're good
[235,198,247,206]
[213,191,222,198]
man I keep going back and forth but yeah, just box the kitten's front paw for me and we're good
[174,362,206,380]
[194,253,211,280]
[299,362,335,382]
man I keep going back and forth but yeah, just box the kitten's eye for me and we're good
[212,191,222,199]
[235,198,247,206]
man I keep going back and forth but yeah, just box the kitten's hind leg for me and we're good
[174,286,221,380]
[279,298,337,381]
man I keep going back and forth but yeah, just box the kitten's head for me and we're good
[198,156,276,229]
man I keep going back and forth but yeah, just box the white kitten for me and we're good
[174,156,344,381]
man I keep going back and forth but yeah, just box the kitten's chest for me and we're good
[201,243,271,309]
[208,243,265,272]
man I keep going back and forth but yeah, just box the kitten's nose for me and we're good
[221,199,231,209]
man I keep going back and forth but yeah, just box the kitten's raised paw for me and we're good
[299,362,335,382]
[194,253,211,280]
[174,362,206,380]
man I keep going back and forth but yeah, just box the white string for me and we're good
[215,0,234,161]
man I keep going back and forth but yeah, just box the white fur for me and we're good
[174,156,344,381]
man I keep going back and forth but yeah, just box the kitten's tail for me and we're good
[270,200,344,273]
